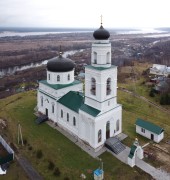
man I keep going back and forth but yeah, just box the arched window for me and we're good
[93,52,97,64]
[67,113,69,122]
[106,78,111,95]
[57,75,60,82]
[41,97,43,106]
[61,110,63,118]
[48,74,50,80]
[116,119,120,132]
[68,74,70,81]
[107,52,110,64]
[98,129,102,143]
[91,78,96,95]
[106,121,110,139]
[52,103,54,113]
[73,117,76,126]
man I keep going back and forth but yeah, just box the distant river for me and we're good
[0,49,84,77]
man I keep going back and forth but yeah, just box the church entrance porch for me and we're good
[106,121,110,139]
[105,137,126,154]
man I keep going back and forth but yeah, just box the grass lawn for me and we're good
[0,91,153,180]
[118,90,170,146]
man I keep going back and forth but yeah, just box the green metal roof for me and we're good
[39,80,81,90]
[136,118,164,135]
[80,104,100,117]
[85,65,116,71]
[128,145,137,159]
[57,91,100,117]
[57,91,84,113]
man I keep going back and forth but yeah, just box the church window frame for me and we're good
[106,77,111,95]
[106,52,110,64]
[61,109,63,118]
[116,119,120,132]
[68,74,70,81]
[67,113,69,122]
[141,128,145,133]
[52,103,54,113]
[91,77,96,95]
[73,117,76,126]
[57,75,60,82]
[98,129,102,143]
[41,97,43,106]
[93,52,97,64]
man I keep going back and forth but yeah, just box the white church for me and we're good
[37,22,122,151]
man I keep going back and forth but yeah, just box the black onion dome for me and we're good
[93,25,110,40]
[47,54,75,72]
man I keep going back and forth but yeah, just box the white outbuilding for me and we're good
[135,118,164,143]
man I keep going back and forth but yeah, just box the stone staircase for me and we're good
[105,137,126,154]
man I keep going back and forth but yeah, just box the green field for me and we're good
[0,90,154,180]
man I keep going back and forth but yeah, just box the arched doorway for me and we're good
[106,121,110,139]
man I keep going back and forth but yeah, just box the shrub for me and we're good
[149,90,155,97]
[48,160,55,170]
[53,167,61,177]
[36,150,43,159]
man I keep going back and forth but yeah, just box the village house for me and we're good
[150,64,170,77]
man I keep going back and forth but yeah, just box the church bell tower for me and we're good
[84,18,118,113]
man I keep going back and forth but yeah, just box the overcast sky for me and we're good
[0,0,170,28]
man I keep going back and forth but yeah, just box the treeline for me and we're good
[0,42,91,69]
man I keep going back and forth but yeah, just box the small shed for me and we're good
[94,169,104,180]
[135,118,164,143]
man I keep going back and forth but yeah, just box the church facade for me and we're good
[37,23,122,151]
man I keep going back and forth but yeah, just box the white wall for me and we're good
[37,91,57,122]
[37,82,83,122]
[57,104,79,136]
[79,105,122,149]
[47,70,74,84]
[39,82,83,100]
[91,40,111,66]
[136,125,164,143]
[85,66,117,112]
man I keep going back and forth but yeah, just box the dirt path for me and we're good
[119,87,170,115]
[15,154,43,180]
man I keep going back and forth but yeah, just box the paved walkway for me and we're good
[47,121,106,158]
[15,154,43,180]
[108,146,170,180]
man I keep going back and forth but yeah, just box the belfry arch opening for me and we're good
[106,78,111,95]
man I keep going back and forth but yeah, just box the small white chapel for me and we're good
[37,21,122,151]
